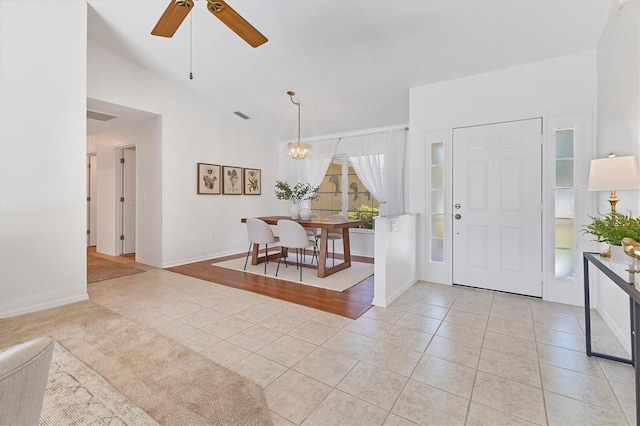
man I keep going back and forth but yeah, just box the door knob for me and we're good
[455,214,461,220]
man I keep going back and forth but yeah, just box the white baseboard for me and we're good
[0,293,89,319]
[161,249,244,269]
[598,307,632,357]
[372,276,417,308]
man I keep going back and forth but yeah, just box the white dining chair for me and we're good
[244,218,279,274]
[276,219,316,281]
[305,213,321,265]
[326,214,348,266]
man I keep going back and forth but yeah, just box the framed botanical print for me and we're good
[222,165,243,195]
[243,168,261,195]
[197,163,221,194]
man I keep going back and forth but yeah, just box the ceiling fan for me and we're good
[151,0,268,48]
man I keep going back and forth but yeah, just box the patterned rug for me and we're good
[41,343,157,425]
[87,256,145,283]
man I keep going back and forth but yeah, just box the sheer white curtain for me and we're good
[341,128,406,216]
[298,138,339,207]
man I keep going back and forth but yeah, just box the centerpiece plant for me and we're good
[275,180,319,219]
[582,211,640,247]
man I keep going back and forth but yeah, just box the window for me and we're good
[430,142,445,262]
[553,128,576,279]
[311,156,380,229]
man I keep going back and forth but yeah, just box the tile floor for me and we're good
[89,269,636,425]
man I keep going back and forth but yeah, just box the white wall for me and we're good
[0,1,88,317]
[409,51,597,305]
[593,0,640,354]
[88,41,281,268]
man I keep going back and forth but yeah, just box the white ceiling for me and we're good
[86,0,613,141]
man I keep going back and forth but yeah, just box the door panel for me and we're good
[453,119,542,297]
[123,148,136,255]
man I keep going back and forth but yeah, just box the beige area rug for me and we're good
[0,301,272,426]
[42,343,158,425]
[87,256,145,283]
[214,255,374,292]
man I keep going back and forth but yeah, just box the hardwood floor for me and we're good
[167,253,374,319]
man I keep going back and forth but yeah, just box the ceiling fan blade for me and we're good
[151,0,193,38]
[206,0,268,48]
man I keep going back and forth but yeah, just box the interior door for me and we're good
[122,148,136,255]
[87,155,97,247]
[452,119,542,297]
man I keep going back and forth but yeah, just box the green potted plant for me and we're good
[275,180,319,219]
[582,211,640,263]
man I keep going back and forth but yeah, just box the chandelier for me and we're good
[286,90,310,160]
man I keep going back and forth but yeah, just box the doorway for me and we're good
[452,118,542,297]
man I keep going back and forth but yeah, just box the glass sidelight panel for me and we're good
[430,141,445,263]
[553,129,576,279]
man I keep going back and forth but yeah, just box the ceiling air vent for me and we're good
[233,111,250,120]
[87,110,117,121]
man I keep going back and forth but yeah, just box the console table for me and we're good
[583,252,638,420]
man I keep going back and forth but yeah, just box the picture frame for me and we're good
[222,165,243,195]
[197,163,221,195]
[243,168,261,195]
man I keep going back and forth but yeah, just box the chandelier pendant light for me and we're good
[286,91,310,160]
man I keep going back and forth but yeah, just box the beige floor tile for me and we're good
[383,413,419,425]
[260,308,315,333]
[425,336,481,369]
[133,311,174,329]
[444,309,488,330]
[293,346,358,387]
[157,301,205,319]
[489,304,534,326]
[533,314,583,335]
[302,389,387,426]
[410,355,476,398]
[471,371,545,425]
[540,364,620,410]
[200,340,251,368]
[153,319,197,339]
[435,321,484,347]
[395,313,442,334]
[270,410,297,426]
[232,302,285,323]
[177,308,228,328]
[312,311,353,328]
[466,402,538,425]
[225,324,283,352]
[491,293,533,311]
[363,306,406,324]
[451,298,491,316]
[609,379,636,425]
[199,315,253,339]
[288,320,341,345]
[544,391,629,426]
[211,298,257,315]
[478,348,540,388]
[336,362,407,410]
[482,331,538,362]
[407,302,449,320]
[391,379,468,425]
[176,328,221,352]
[321,330,377,359]
[535,326,585,352]
[455,288,494,305]
[599,358,635,385]
[486,316,535,341]
[536,343,605,378]
[381,324,433,353]
[361,341,422,377]
[344,316,394,340]
[229,353,288,388]
[257,335,317,368]
[418,293,455,308]
[265,370,332,425]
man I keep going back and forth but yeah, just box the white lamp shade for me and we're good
[588,156,640,191]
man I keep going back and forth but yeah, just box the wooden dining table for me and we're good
[241,215,364,278]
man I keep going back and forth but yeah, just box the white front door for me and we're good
[122,148,136,255]
[452,119,542,297]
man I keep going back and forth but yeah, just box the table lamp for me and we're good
[588,153,640,212]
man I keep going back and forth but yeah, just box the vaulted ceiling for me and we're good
[86,0,612,141]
